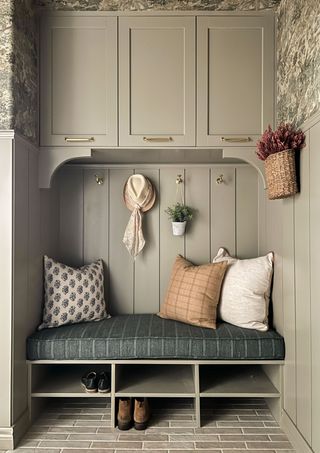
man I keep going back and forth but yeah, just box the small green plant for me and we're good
[165,203,193,222]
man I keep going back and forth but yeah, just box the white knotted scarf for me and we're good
[123,175,154,258]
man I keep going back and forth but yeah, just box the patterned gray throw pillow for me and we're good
[39,256,108,330]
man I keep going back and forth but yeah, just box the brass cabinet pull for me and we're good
[65,137,95,143]
[221,136,252,143]
[143,136,173,143]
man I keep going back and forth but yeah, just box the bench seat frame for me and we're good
[28,359,284,428]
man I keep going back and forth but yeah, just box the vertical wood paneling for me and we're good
[83,169,109,310]
[258,173,284,335]
[58,167,84,266]
[265,198,284,336]
[28,147,43,332]
[0,137,13,426]
[211,167,236,258]
[83,169,109,263]
[282,198,296,424]
[294,131,312,444]
[108,169,134,314]
[13,139,29,423]
[56,165,259,315]
[159,168,185,304]
[236,166,258,258]
[40,181,60,260]
[258,177,267,256]
[310,121,320,453]
[185,168,210,264]
[134,169,160,313]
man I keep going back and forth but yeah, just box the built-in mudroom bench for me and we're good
[27,315,284,427]
[22,150,285,430]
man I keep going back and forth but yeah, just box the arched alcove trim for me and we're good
[39,147,266,189]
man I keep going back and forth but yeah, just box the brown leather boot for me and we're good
[117,398,132,430]
[133,398,150,430]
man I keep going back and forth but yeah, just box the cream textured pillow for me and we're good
[212,248,274,331]
[39,256,108,330]
[158,255,228,329]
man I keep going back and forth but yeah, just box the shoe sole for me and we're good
[98,388,111,393]
[134,421,148,430]
[81,383,97,393]
[117,421,132,431]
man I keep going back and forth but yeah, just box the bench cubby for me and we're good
[30,364,112,398]
[115,364,196,397]
[199,365,280,398]
[28,360,282,428]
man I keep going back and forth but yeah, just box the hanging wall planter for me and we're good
[165,203,193,237]
[264,149,298,200]
[256,123,305,200]
[164,174,194,237]
[172,221,187,236]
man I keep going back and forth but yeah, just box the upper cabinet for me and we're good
[40,16,117,147]
[197,16,274,147]
[118,17,196,147]
[39,13,275,150]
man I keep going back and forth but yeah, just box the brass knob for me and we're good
[216,174,224,185]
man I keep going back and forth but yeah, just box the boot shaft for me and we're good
[118,398,132,423]
[134,397,150,424]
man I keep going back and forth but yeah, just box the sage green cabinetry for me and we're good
[40,14,274,150]
[40,16,117,147]
[197,16,274,147]
[118,16,196,147]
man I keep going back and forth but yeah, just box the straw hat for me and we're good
[123,174,156,212]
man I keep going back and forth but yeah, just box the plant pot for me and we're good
[264,149,298,200]
[172,221,187,236]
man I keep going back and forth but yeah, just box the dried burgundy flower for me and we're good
[256,123,306,161]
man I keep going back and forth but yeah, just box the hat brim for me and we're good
[123,177,156,212]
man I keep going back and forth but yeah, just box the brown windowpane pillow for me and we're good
[158,255,228,329]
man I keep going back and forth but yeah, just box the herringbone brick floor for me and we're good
[6,398,295,452]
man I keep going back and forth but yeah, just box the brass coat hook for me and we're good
[95,174,104,185]
[176,174,183,185]
[216,174,224,185]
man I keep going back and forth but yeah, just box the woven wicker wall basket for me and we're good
[265,149,298,200]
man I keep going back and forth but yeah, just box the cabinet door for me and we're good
[197,16,274,147]
[119,17,195,147]
[40,16,117,147]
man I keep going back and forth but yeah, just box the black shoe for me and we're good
[98,372,111,393]
[81,371,98,393]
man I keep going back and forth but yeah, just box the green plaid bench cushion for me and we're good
[27,314,285,361]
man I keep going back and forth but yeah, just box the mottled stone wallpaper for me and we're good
[0,0,38,143]
[277,0,320,126]
[37,0,279,11]
[0,10,14,131]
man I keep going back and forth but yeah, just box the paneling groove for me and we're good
[57,165,258,315]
